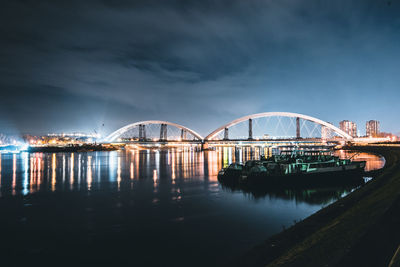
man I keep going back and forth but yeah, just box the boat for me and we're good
[218,149,366,186]
[218,163,244,183]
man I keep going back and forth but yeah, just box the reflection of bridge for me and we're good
[104,112,353,146]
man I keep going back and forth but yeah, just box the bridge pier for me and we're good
[296,117,300,139]
[248,118,253,140]
[223,127,229,140]
[201,142,209,150]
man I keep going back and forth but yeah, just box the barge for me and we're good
[218,150,366,186]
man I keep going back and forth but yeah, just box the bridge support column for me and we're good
[248,118,253,140]
[296,117,300,139]
[201,142,209,150]
[223,128,229,140]
[160,124,167,141]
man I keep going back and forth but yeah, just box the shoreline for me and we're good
[233,145,400,267]
[27,144,122,153]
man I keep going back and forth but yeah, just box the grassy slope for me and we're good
[234,146,400,267]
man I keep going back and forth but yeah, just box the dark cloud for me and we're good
[0,0,399,136]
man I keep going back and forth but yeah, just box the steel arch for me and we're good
[105,120,203,142]
[205,112,353,140]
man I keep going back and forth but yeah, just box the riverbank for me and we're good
[234,145,400,267]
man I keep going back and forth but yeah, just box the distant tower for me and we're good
[339,120,357,138]
[366,120,380,137]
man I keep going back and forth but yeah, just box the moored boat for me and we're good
[218,150,366,186]
[218,163,244,183]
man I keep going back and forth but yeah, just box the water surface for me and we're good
[0,147,384,266]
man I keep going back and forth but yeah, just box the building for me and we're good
[339,120,357,138]
[366,120,380,137]
[23,132,100,145]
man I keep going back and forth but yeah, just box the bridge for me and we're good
[105,120,203,144]
[103,112,353,147]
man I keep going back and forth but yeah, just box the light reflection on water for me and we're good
[0,147,385,266]
[334,150,385,171]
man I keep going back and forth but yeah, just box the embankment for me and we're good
[234,145,400,267]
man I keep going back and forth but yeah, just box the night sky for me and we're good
[0,0,399,137]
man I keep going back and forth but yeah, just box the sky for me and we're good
[0,0,399,137]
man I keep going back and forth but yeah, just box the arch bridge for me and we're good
[205,112,352,143]
[104,120,203,143]
[103,112,353,145]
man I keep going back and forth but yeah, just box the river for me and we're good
[0,147,384,266]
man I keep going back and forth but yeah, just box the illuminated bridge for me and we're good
[105,120,203,144]
[104,112,353,147]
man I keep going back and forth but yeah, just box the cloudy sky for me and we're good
[0,0,399,137]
